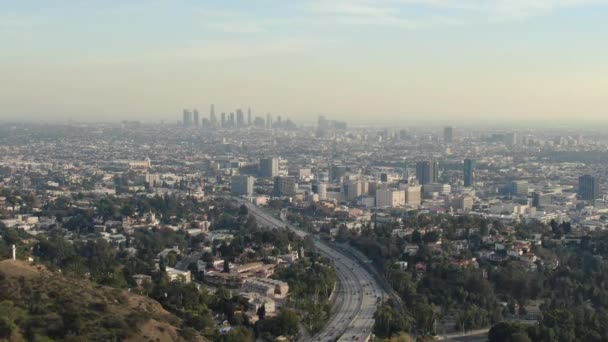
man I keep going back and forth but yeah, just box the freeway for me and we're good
[237,199,384,342]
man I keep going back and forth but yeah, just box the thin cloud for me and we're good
[204,22,267,34]
[0,14,35,31]
[487,0,608,19]
[306,0,463,29]
[194,7,270,34]
[394,0,608,19]
[306,0,608,27]
[308,1,397,18]
[169,38,324,61]
[74,37,332,65]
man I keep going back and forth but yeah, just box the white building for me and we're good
[422,183,451,197]
[376,189,406,208]
[453,195,474,211]
[405,185,422,206]
[246,294,276,314]
[317,182,327,200]
[242,278,289,299]
[166,267,192,283]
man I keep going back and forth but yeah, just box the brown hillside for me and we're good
[0,259,199,342]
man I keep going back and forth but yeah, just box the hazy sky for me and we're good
[1,0,607,123]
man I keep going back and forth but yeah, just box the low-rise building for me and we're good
[166,267,192,283]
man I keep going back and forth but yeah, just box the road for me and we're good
[237,199,384,342]
[437,329,489,341]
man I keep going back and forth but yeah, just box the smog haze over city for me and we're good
[3,2,608,342]
[2,0,608,124]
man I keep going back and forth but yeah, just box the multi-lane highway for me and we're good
[237,198,384,342]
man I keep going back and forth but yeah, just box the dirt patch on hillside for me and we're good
[126,319,182,342]
[0,259,47,278]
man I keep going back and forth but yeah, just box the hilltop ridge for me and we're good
[0,259,195,342]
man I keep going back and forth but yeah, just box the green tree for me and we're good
[374,301,413,338]
[488,322,529,342]
[257,309,299,337]
[166,251,178,268]
[218,326,254,342]
[412,230,422,244]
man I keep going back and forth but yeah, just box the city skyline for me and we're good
[1,1,608,122]
[3,3,608,339]
[2,119,608,341]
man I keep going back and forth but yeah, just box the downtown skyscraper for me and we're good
[259,157,279,178]
[579,174,600,201]
[416,161,438,185]
[193,109,199,128]
[236,109,244,128]
[209,104,217,128]
[464,159,475,187]
[444,126,453,143]
[182,109,192,128]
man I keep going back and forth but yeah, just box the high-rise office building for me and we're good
[247,108,252,126]
[228,112,235,128]
[452,195,473,211]
[236,109,244,128]
[464,159,476,187]
[532,192,552,208]
[330,164,347,183]
[209,104,217,128]
[193,109,200,128]
[266,113,272,129]
[509,180,529,197]
[578,175,600,201]
[334,121,347,130]
[343,179,367,201]
[231,175,255,197]
[259,158,279,178]
[403,166,410,182]
[416,161,438,185]
[273,176,297,196]
[376,189,406,208]
[312,181,327,200]
[182,109,192,128]
[404,185,422,206]
[504,132,517,145]
[220,112,226,128]
[254,116,265,128]
[318,115,328,129]
[421,183,451,197]
[444,126,453,143]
